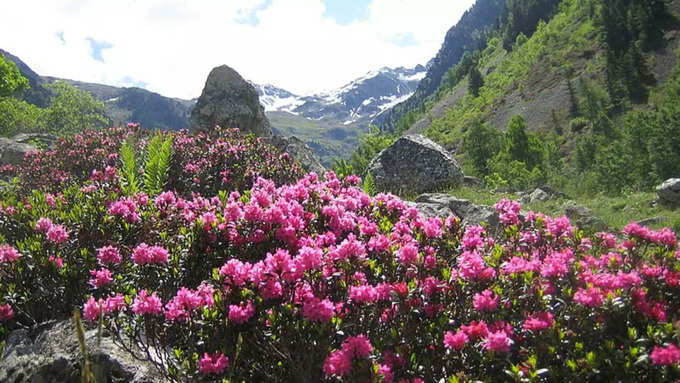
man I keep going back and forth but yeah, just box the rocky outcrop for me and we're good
[0,320,160,382]
[565,204,607,232]
[0,133,59,167]
[191,65,272,137]
[412,193,500,232]
[265,135,326,175]
[367,135,463,195]
[11,133,58,148]
[0,137,36,166]
[656,178,680,206]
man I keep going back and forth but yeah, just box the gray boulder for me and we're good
[413,193,499,231]
[367,135,463,195]
[0,137,37,166]
[528,188,550,203]
[265,135,326,175]
[191,65,272,137]
[11,133,58,149]
[565,204,608,232]
[656,178,680,206]
[0,320,161,383]
[519,186,570,204]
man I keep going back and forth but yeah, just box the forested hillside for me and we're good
[342,0,680,199]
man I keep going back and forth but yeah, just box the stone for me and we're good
[565,204,608,232]
[191,65,272,137]
[656,178,680,206]
[367,135,463,195]
[413,193,500,232]
[0,137,37,166]
[528,188,550,203]
[0,320,161,383]
[264,135,326,175]
[11,133,58,149]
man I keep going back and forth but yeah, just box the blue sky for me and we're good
[0,0,475,98]
[322,0,372,24]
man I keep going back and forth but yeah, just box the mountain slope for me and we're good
[374,0,506,132]
[254,65,426,165]
[1,49,195,131]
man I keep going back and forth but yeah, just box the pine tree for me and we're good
[468,65,484,97]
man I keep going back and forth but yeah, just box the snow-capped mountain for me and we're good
[254,65,426,126]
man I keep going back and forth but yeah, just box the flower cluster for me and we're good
[1,127,679,382]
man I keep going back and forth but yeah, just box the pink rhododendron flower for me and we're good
[461,320,489,339]
[83,296,102,321]
[48,255,63,268]
[573,287,604,307]
[34,217,53,232]
[97,246,121,264]
[199,352,229,374]
[228,301,255,324]
[444,330,469,349]
[343,334,373,358]
[322,349,352,377]
[108,197,139,223]
[423,217,443,238]
[377,363,394,383]
[302,297,335,322]
[0,245,20,264]
[46,224,69,244]
[131,243,169,264]
[89,268,113,288]
[523,311,554,332]
[349,284,378,303]
[397,242,419,265]
[540,248,574,278]
[495,199,521,225]
[650,343,680,365]
[219,259,252,286]
[132,290,163,315]
[473,290,499,312]
[484,330,512,353]
[0,303,14,320]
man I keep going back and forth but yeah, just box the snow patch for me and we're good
[398,71,426,82]
[377,93,413,112]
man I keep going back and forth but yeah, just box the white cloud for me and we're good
[0,0,474,99]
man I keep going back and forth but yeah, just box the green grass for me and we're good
[446,186,680,232]
[267,111,371,166]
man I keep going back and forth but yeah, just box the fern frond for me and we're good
[143,133,173,196]
[119,136,139,195]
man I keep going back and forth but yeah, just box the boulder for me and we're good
[520,186,570,204]
[0,320,161,383]
[0,137,37,166]
[367,135,463,195]
[264,135,325,175]
[11,133,58,149]
[656,178,680,206]
[413,193,500,232]
[565,204,608,232]
[191,65,272,137]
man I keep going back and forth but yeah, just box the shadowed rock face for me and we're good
[0,320,161,383]
[191,65,272,137]
[264,135,326,175]
[367,134,463,196]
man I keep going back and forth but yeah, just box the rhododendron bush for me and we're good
[1,127,679,381]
